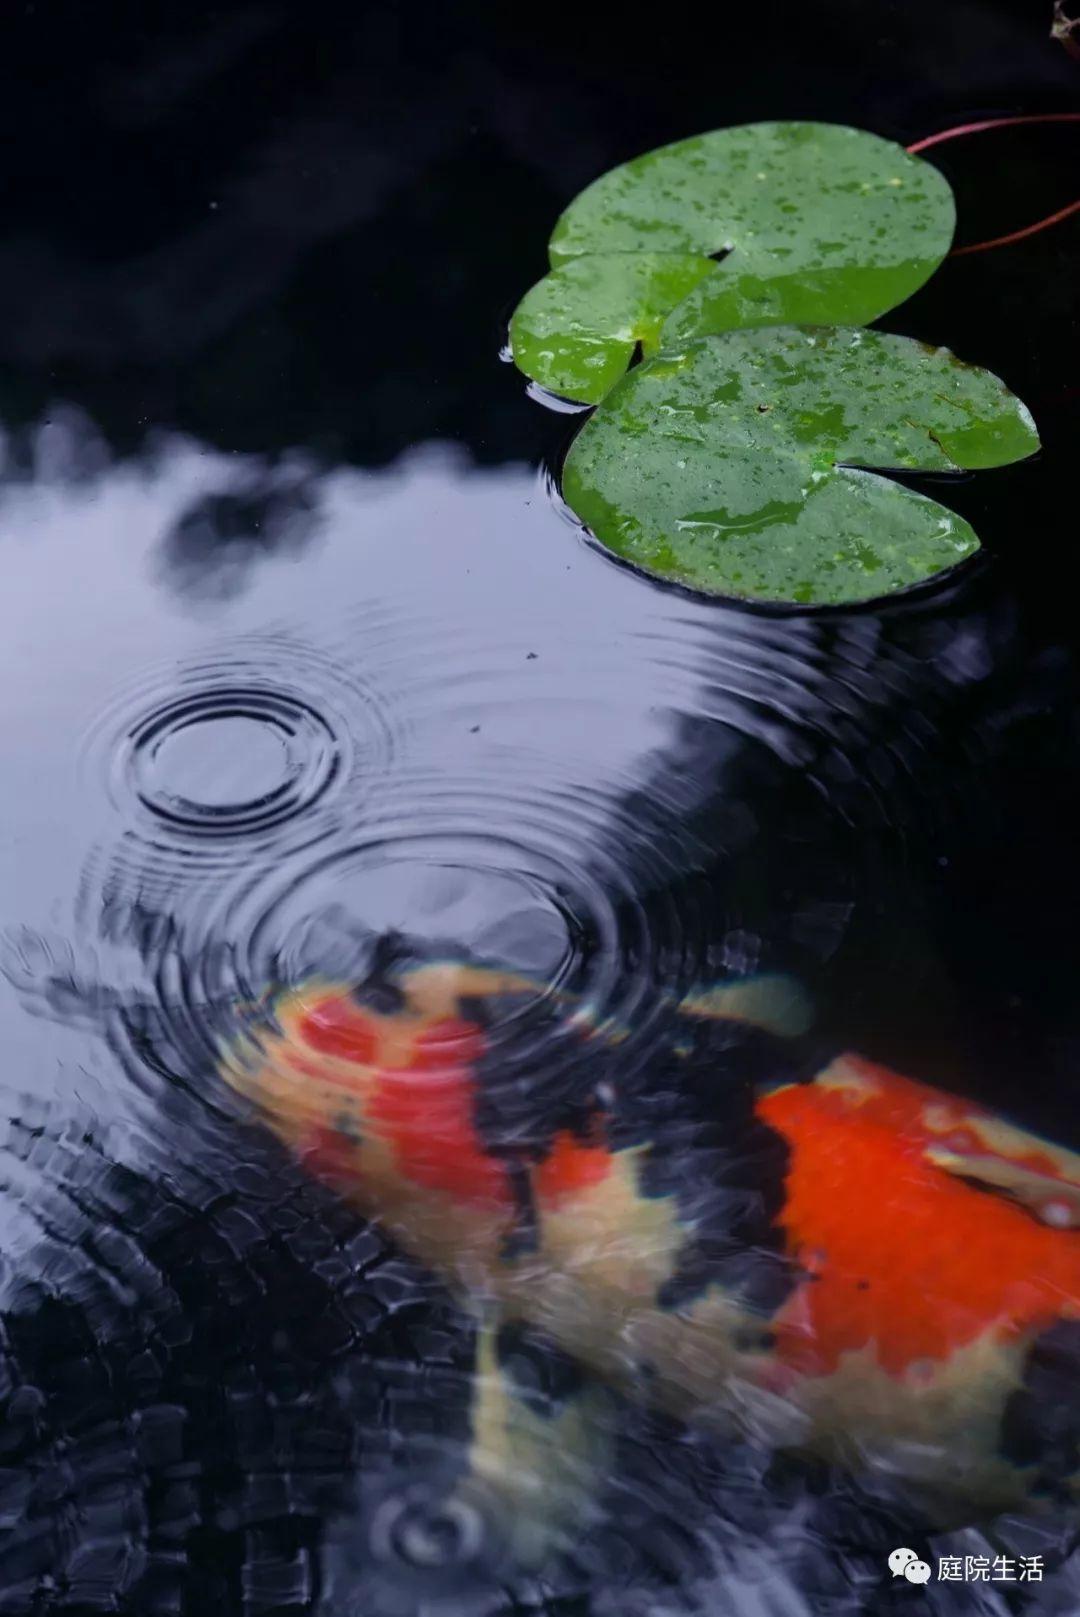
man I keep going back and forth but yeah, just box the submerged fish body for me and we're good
[758,1058,1080,1505]
[219,959,1080,1553]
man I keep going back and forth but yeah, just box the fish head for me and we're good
[218,948,551,1261]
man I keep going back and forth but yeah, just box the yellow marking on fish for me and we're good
[812,1054,886,1101]
[679,973,814,1038]
[789,1332,1039,1517]
[464,1319,613,1567]
[924,1149,1080,1227]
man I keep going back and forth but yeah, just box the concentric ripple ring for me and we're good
[125,686,341,836]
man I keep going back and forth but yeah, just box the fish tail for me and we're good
[457,1313,614,1569]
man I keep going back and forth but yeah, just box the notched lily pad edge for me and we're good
[550,322,1040,609]
[511,120,957,404]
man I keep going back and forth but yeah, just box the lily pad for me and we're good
[511,122,955,404]
[561,328,1039,605]
[510,252,717,405]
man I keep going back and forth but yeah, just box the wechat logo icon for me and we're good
[889,1547,932,1584]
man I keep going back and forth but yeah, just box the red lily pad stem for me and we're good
[907,113,1080,255]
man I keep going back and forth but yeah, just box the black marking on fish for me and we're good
[635,1062,796,1318]
[1000,1320,1080,1496]
[494,1321,588,1419]
[456,993,494,1028]
[498,1161,540,1262]
[471,991,615,1160]
[332,1109,363,1145]
[349,976,406,1016]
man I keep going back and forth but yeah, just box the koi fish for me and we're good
[218,954,1080,1563]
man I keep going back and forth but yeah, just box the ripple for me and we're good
[124,687,339,836]
[47,569,1011,1104]
[77,627,399,871]
[323,1465,517,1617]
[96,761,688,1102]
[60,594,773,1099]
[241,844,580,989]
[524,379,593,414]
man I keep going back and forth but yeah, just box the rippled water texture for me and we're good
[2,4,1080,1614]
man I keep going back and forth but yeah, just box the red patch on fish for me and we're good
[300,1123,361,1187]
[758,1060,1080,1379]
[292,996,610,1214]
[298,995,379,1065]
[368,1018,513,1209]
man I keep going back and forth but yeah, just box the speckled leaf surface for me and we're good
[512,122,955,403]
[510,252,717,405]
[562,328,1039,604]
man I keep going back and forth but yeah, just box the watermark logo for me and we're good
[888,1548,1044,1585]
[889,1548,931,1584]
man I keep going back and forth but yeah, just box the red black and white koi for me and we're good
[218,955,1080,1563]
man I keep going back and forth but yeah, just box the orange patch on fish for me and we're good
[534,1129,612,1207]
[758,1059,1080,1379]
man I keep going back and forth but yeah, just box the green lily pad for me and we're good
[511,122,955,404]
[510,252,717,405]
[561,328,1039,605]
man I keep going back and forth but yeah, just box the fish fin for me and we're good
[679,973,814,1038]
[403,962,542,1021]
[457,1312,616,1569]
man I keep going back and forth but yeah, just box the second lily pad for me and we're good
[561,327,1039,605]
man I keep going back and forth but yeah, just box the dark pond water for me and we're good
[2,2,1080,1612]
